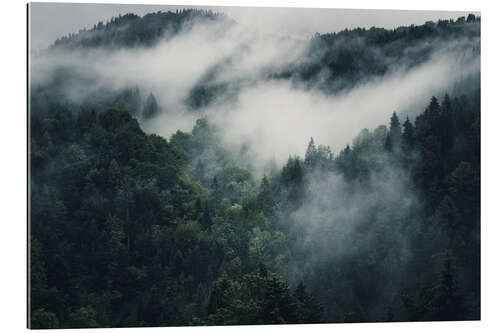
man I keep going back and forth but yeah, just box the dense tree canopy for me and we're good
[30,87,480,327]
[52,9,228,50]
[30,10,480,328]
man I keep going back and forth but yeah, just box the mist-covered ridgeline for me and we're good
[29,8,480,328]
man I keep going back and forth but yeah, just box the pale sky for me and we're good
[28,2,479,50]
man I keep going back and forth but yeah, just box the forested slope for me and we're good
[52,9,228,50]
[187,14,480,108]
[29,10,480,328]
[30,89,480,327]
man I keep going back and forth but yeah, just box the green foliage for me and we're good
[195,270,321,325]
[30,89,479,327]
[31,308,60,329]
[68,306,100,328]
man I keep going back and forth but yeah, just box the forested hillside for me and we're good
[52,9,228,49]
[29,9,480,328]
[187,13,480,108]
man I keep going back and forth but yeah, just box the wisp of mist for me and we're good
[31,11,479,173]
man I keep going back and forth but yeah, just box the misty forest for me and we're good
[29,8,480,328]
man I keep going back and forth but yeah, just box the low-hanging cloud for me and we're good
[30,10,480,174]
[201,44,479,171]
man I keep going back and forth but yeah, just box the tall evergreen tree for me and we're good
[305,137,318,168]
[143,92,160,118]
[402,116,415,153]
[385,112,402,151]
